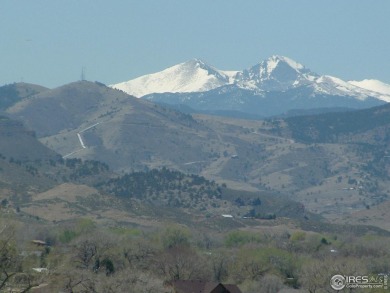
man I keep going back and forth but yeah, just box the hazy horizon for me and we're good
[1,0,390,88]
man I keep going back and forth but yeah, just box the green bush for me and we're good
[224,231,263,247]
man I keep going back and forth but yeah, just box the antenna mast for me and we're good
[81,66,86,81]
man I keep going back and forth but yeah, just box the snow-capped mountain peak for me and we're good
[111,59,231,97]
[236,55,316,91]
[266,55,305,72]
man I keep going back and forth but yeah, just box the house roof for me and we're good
[222,284,243,293]
[172,280,242,293]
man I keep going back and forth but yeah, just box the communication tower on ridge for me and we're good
[81,66,86,81]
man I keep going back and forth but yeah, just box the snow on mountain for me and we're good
[348,79,390,102]
[236,55,317,91]
[220,70,240,84]
[313,75,369,100]
[111,56,390,103]
[111,59,234,97]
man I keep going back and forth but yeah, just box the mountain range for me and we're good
[112,56,390,117]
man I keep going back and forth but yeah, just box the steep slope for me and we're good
[0,116,61,194]
[0,116,58,161]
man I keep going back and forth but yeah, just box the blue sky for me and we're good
[1,0,390,88]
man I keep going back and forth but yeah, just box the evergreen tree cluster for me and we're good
[285,103,390,143]
[65,159,109,179]
[99,167,222,209]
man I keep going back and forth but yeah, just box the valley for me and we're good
[1,80,390,292]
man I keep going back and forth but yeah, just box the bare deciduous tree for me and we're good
[156,246,208,282]
[0,223,41,291]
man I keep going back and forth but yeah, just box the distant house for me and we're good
[221,214,233,218]
[31,240,47,246]
[32,268,48,273]
[172,280,242,293]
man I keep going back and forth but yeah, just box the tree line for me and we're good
[1,218,390,292]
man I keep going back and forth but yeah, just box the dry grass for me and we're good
[32,183,98,203]
[340,200,390,231]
